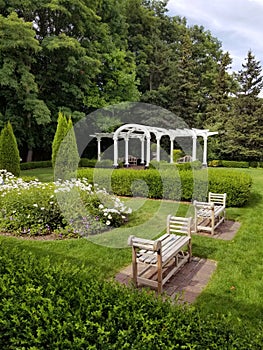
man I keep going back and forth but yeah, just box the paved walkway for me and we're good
[115,220,240,303]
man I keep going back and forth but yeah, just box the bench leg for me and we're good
[188,239,192,262]
[157,250,163,294]
[211,209,215,235]
[132,245,138,287]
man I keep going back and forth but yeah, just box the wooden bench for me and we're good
[128,155,137,165]
[127,215,192,294]
[193,192,227,235]
[177,155,192,163]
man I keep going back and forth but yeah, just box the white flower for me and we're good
[33,203,38,207]
[99,204,104,209]
[106,220,111,226]
[108,214,112,219]
[40,207,45,210]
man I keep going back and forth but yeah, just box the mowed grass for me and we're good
[21,167,54,182]
[3,167,263,331]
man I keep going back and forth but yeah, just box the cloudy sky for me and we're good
[167,0,263,72]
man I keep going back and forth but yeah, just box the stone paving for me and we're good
[115,220,240,303]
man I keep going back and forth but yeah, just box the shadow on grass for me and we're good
[196,291,263,334]
[243,191,262,208]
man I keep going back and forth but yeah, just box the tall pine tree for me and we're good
[222,50,263,161]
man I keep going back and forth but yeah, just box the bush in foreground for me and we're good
[0,242,261,349]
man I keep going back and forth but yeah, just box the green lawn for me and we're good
[3,167,263,331]
[21,167,54,182]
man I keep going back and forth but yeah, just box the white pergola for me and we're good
[91,123,218,167]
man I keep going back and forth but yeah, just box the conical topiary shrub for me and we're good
[0,121,20,177]
[52,111,69,168]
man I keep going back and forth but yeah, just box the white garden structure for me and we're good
[91,123,218,167]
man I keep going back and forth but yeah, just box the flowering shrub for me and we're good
[0,170,132,237]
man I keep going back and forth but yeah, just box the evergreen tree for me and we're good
[51,112,69,168]
[222,50,263,161]
[0,121,20,176]
[53,115,80,180]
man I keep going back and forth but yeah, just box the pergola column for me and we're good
[169,137,175,163]
[146,136,151,167]
[113,136,118,168]
[140,136,145,164]
[124,135,129,167]
[156,136,161,162]
[97,136,102,161]
[192,134,197,161]
[202,134,208,167]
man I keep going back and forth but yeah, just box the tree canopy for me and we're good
[0,0,262,162]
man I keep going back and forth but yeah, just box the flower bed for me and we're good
[0,170,132,237]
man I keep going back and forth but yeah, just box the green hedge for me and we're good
[77,168,252,207]
[20,160,52,170]
[209,160,249,168]
[0,241,261,349]
[79,158,97,168]
[149,160,202,171]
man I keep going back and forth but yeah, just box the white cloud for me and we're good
[167,0,263,72]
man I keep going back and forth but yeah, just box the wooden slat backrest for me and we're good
[167,215,192,236]
[208,192,226,206]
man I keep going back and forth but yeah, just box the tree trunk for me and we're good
[26,149,33,162]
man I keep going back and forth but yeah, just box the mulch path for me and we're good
[116,219,240,303]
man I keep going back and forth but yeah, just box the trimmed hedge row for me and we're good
[20,160,52,170]
[209,160,250,168]
[0,241,261,349]
[77,168,252,207]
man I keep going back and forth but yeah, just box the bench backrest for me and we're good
[167,215,192,237]
[128,216,192,252]
[208,192,226,207]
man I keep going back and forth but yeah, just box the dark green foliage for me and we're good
[20,160,52,170]
[77,168,252,207]
[249,161,259,168]
[52,114,80,180]
[209,160,249,168]
[208,169,252,207]
[0,241,261,349]
[221,51,263,161]
[53,117,80,180]
[149,160,202,171]
[79,158,97,168]
[0,121,20,176]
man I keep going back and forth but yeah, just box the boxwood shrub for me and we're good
[77,168,252,207]
[208,160,249,168]
[0,241,261,349]
[20,160,52,170]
